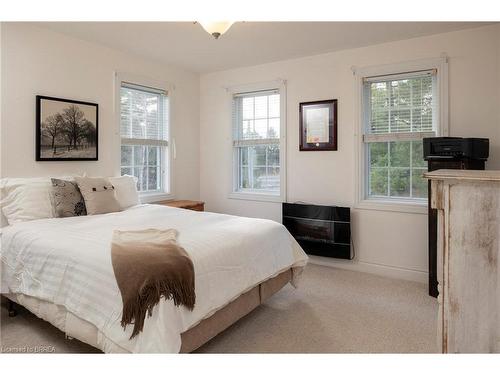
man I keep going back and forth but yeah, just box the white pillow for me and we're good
[0,177,56,225]
[108,175,140,209]
[0,176,79,226]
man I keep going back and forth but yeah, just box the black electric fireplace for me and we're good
[282,203,351,259]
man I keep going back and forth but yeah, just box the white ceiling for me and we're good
[37,22,493,73]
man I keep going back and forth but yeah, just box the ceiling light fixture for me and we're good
[198,21,234,39]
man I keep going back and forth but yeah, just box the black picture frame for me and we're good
[299,99,338,151]
[36,95,99,161]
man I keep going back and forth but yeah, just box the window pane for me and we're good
[148,146,158,166]
[252,167,267,189]
[239,147,248,166]
[390,109,411,132]
[371,82,388,108]
[250,146,267,166]
[120,145,166,192]
[391,79,411,108]
[268,94,280,118]
[121,145,132,166]
[369,142,388,167]
[370,168,388,196]
[370,82,389,133]
[120,87,167,141]
[411,109,422,132]
[267,145,280,166]
[421,108,433,131]
[268,118,280,138]
[370,110,389,133]
[369,74,434,135]
[369,142,429,199]
[412,141,426,168]
[242,97,254,120]
[266,167,280,191]
[240,166,250,188]
[411,78,423,106]
[254,96,267,118]
[148,167,159,191]
[145,96,159,140]
[254,119,267,139]
[390,141,410,167]
[412,169,428,198]
[134,145,146,167]
[242,120,255,139]
[390,169,410,197]
[134,167,145,191]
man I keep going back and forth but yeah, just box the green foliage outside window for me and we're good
[369,141,427,199]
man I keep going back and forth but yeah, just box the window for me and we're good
[120,82,169,195]
[231,87,285,200]
[362,70,438,203]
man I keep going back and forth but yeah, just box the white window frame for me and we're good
[354,57,449,214]
[227,79,287,203]
[114,72,175,203]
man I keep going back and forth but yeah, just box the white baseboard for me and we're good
[307,255,428,284]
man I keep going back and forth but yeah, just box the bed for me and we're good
[1,204,308,353]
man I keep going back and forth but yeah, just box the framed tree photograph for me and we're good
[299,99,337,151]
[36,95,98,161]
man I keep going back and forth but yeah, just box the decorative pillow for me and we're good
[51,178,87,217]
[75,176,121,215]
[108,175,140,210]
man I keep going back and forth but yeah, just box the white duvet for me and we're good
[0,204,308,353]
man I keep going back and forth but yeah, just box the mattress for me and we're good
[1,204,308,353]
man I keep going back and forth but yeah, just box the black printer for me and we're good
[423,137,489,160]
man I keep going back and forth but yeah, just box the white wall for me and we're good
[2,22,499,283]
[0,23,200,200]
[199,24,500,282]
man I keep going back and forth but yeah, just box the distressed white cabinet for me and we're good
[425,169,500,353]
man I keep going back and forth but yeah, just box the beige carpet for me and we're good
[0,264,438,353]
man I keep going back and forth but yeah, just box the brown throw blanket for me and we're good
[111,228,195,339]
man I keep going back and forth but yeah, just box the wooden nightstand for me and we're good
[155,200,205,212]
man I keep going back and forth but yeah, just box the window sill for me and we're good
[228,191,284,203]
[140,192,174,204]
[355,198,428,215]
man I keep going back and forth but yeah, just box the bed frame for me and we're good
[5,268,293,353]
